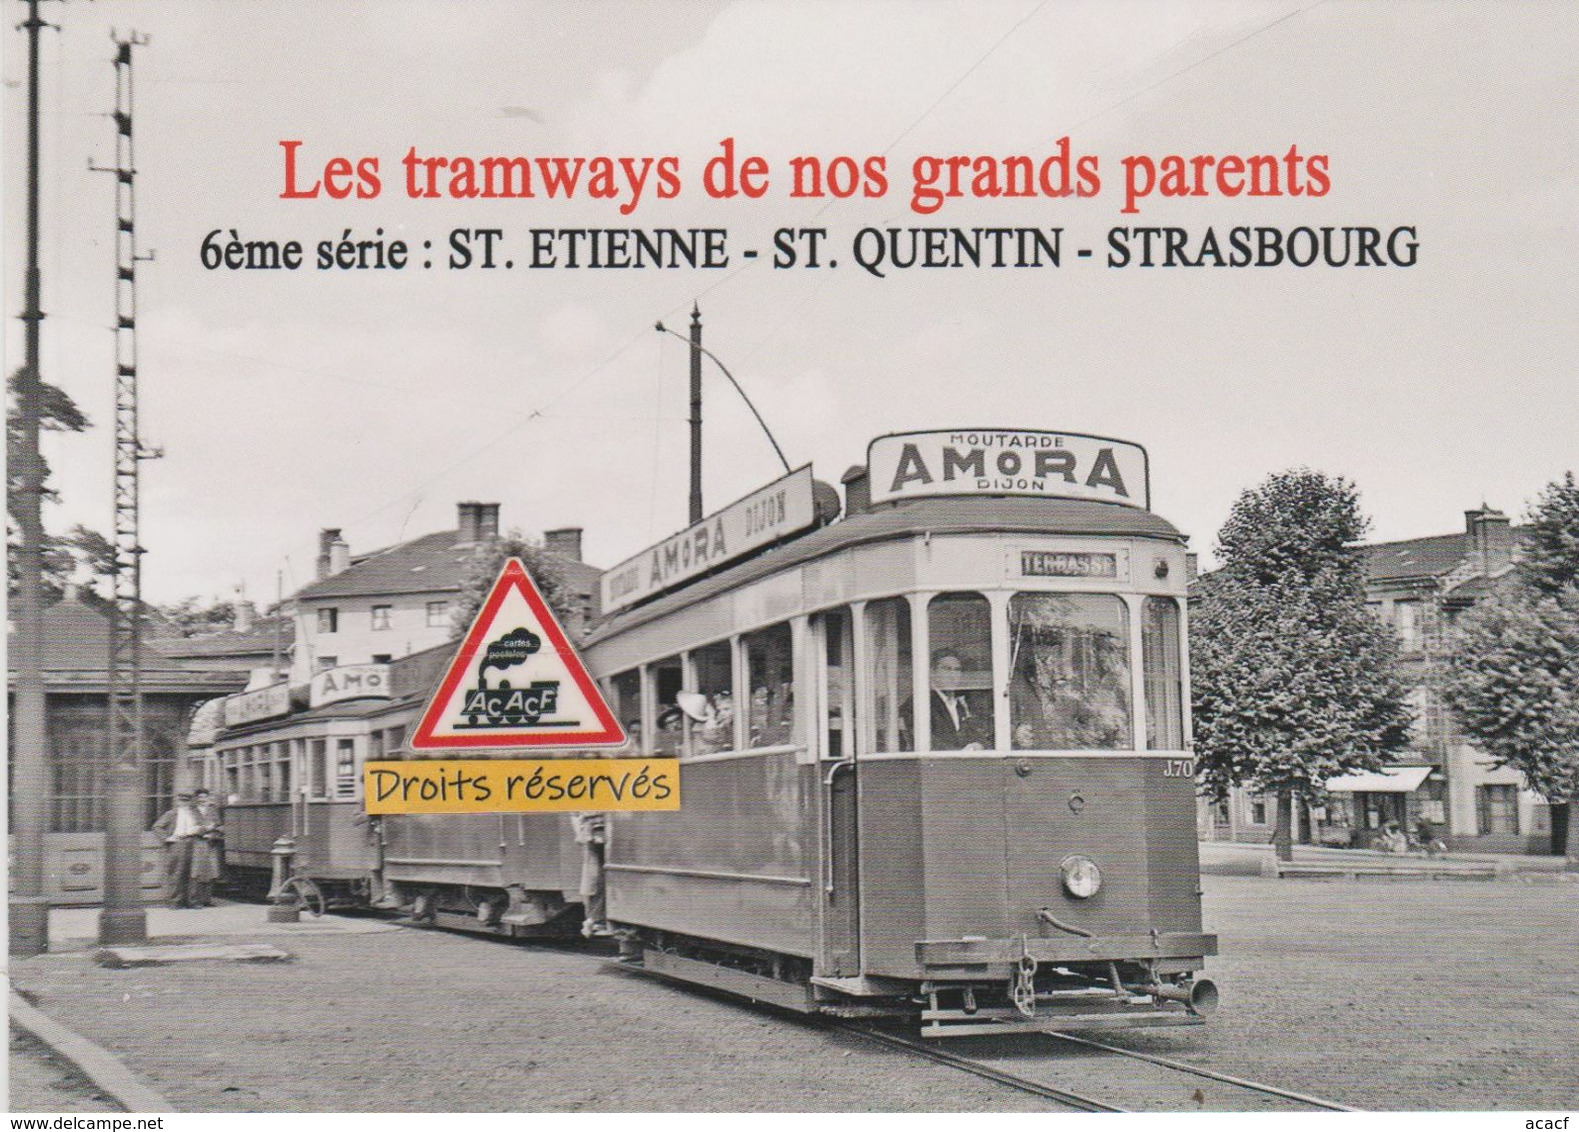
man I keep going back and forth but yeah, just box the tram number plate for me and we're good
[1162,759,1195,778]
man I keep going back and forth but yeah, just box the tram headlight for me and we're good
[1060,855,1102,899]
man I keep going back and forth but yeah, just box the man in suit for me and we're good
[929,650,992,751]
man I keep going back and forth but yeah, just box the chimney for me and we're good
[457,501,501,545]
[233,599,256,634]
[1464,506,1513,576]
[841,465,870,516]
[544,527,583,561]
[328,533,351,575]
[316,528,341,580]
[1186,552,1200,582]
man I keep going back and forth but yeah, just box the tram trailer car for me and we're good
[216,434,1217,1037]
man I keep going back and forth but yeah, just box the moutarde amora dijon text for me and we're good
[198,224,1417,276]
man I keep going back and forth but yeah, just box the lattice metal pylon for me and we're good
[94,30,158,944]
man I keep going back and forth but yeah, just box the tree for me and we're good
[450,531,578,638]
[1192,469,1413,859]
[6,367,115,606]
[1443,473,1579,860]
[158,595,240,637]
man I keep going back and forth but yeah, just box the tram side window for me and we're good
[744,622,798,749]
[1008,593,1131,750]
[1142,597,1185,750]
[223,750,239,802]
[687,640,735,756]
[651,657,685,756]
[277,742,293,799]
[609,671,642,751]
[334,738,357,799]
[258,745,274,802]
[866,598,914,753]
[309,738,328,799]
[926,594,995,750]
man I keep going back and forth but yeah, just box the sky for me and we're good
[4,0,1576,607]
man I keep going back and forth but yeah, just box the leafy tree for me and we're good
[7,367,115,606]
[451,531,577,638]
[1443,473,1579,859]
[158,595,241,637]
[1192,469,1413,859]
[1519,471,1579,596]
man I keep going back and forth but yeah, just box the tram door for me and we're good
[816,609,861,977]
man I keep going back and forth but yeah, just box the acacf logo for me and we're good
[409,557,624,751]
[458,628,565,729]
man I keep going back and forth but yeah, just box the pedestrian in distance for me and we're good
[151,791,204,908]
[189,788,223,907]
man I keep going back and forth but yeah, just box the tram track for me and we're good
[843,1022,1357,1112]
[1043,1030,1356,1111]
[835,1024,1122,1112]
[312,909,1355,1112]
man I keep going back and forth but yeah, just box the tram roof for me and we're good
[586,495,1184,643]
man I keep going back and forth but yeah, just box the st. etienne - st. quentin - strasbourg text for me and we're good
[201,222,1417,278]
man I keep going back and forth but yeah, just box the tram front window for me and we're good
[926,593,994,750]
[1009,593,1132,750]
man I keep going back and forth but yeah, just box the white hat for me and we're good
[675,691,712,723]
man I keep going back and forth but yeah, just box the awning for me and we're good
[1325,766,1433,793]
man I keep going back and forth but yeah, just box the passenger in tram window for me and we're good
[680,689,733,755]
[688,641,735,754]
[624,718,644,754]
[653,705,684,755]
[927,650,993,751]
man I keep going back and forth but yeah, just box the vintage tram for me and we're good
[212,428,1217,1037]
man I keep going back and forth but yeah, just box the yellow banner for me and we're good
[363,759,680,814]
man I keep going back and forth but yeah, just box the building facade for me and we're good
[285,502,600,685]
[6,589,247,904]
[1199,505,1560,855]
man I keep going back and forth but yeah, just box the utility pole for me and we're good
[10,0,56,958]
[688,304,703,525]
[93,30,157,945]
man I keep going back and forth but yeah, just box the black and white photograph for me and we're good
[5,0,1577,1118]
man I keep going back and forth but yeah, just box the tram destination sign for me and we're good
[601,465,817,614]
[309,663,390,708]
[867,429,1150,509]
[222,681,290,727]
[1019,550,1121,579]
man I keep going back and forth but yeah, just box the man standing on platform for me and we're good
[152,792,202,908]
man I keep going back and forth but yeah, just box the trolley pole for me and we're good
[688,303,703,525]
[10,0,54,959]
